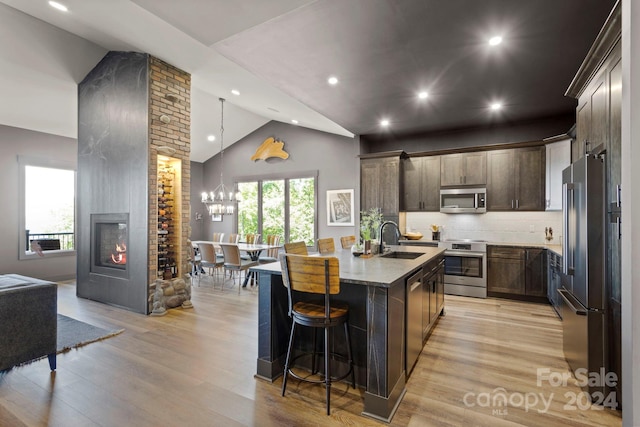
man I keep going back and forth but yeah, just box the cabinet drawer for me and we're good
[487,246,525,259]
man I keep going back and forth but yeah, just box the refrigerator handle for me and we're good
[558,289,587,316]
[562,182,574,276]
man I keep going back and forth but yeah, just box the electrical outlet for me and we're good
[529,225,535,233]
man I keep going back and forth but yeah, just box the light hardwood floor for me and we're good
[0,277,622,426]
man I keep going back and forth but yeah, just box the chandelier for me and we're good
[201,98,239,215]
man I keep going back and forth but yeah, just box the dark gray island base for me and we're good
[252,245,445,422]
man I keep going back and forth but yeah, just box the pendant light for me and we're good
[201,98,239,215]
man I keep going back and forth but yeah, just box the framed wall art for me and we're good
[327,189,354,226]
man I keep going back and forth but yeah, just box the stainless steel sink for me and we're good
[379,251,423,260]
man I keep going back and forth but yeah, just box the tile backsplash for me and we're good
[405,211,562,244]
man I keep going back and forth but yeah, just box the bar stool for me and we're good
[317,237,335,254]
[279,253,355,415]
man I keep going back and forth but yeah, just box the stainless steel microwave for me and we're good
[440,188,487,213]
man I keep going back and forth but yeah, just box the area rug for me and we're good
[57,314,124,353]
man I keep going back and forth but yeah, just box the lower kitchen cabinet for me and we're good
[525,248,547,297]
[487,245,547,301]
[422,258,445,341]
[487,246,525,295]
[408,257,444,377]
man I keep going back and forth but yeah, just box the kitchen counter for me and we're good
[398,238,439,247]
[253,245,444,287]
[252,245,445,422]
[486,242,562,256]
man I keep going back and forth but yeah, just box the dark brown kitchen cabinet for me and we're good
[360,152,403,216]
[440,152,486,187]
[574,73,608,163]
[524,248,547,297]
[487,246,525,295]
[487,245,547,300]
[403,155,440,211]
[421,258,444,342]
[487,147,545,211]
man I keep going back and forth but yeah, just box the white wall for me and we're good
[406,211,562,245]
[621,0,640,424]
[0,3,106,139]
[0,125,77,281]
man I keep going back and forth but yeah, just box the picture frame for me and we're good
[327,189,354,226]
[211,214,223,222]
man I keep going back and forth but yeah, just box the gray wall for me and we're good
[361,114,574,154]
[189,161,205,241]
[0,125,77,281]
[195,121,360,246]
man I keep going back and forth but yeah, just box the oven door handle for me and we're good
[445,250,485,258]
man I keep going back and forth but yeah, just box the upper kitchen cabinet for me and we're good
[574,72,608,162]
[440,152,486,186]
[403,155,440,211]
[545,139,571,210]
[487,146,545,211]
[360,151,405,216]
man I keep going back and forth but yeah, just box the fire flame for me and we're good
[110,242,127,265]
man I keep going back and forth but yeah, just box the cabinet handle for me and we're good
[584,139,590,155]
[616,184,621,208]
[464,175,467,184]
[617,216,622,240]
[516,199,519,209]
[511,200,514,209]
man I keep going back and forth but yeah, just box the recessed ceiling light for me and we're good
[490,102,502,111]
[327,76,339,85]
[489,36,502,46]
[291,119,299,125]
[380,119,390,127]
[48,1,68,12]
[231,89,240,96]
[207,135,215,142]
[418,91,429,99]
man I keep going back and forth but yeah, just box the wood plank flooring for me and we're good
[0,277,622,426]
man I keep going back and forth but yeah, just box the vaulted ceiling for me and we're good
[0,0,617,161]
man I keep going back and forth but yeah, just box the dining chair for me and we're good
[212,232,225,242]
[196,242,224,287]
[219,243,258,294]
[317,237,335,254]
[279,253,355,415]
[245,233,261,244]
[340,235,356,249]
[284,241,308,255]
[259,235,282,264]
[241,233,262,260]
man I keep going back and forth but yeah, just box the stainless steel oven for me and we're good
[438,240,487,298]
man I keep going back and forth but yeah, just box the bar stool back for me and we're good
[279,253,355,415]
[317,237,335,254]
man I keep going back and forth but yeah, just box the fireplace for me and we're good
[91,213,129,279]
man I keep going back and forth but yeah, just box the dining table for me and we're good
[192,241,282,287]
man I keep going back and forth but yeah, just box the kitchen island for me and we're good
[252,245,445,422]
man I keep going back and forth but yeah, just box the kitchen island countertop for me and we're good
[251,244,445,287]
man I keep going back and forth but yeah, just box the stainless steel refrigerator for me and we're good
[560,153,606,396]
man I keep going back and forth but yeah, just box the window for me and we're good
[19,156,76,259]
[237,172,317,246]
